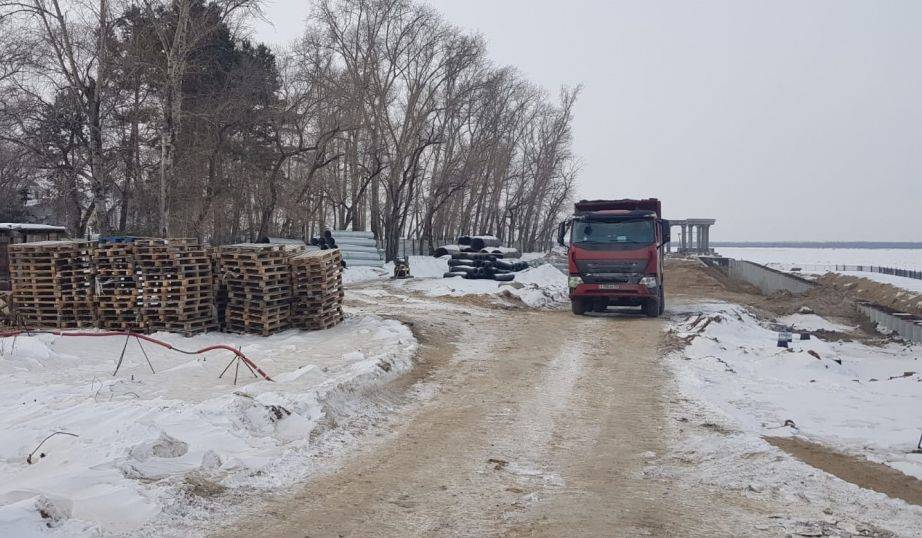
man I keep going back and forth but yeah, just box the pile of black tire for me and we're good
[437,235,529,281]
[309,230,337,250]
[443,253,530,282]
[434,235,522,258]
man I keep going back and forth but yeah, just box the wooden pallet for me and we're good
[289,248,344,331]
[94,242,144,331]
[217,244,303,336]
[8,241,97,329]
[135,240,216,336]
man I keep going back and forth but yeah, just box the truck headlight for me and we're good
[640,276,658,288]
[568,276,583,288]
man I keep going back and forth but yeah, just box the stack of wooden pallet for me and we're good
[219,244,301,336]
[290,248,344,330]
[94,241,142,330]
[8,240,94,328]
[134,238,216,336]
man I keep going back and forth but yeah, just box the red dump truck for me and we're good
[557,199,670,317]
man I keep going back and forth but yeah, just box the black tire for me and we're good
[642,296,661,317]
[658,286,665,315]
[571,298,589,316]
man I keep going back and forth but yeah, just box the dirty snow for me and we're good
[0,316,416,535]
[393,262,568,309]
[342,265,389,284]
[668,303,922,481]
[342,255,450,284]
[653,412,922,537]
[343,253,552,285]
[834,271,922,295]
[775,313,856,333]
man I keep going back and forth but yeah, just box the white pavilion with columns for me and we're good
[668,219,716,254]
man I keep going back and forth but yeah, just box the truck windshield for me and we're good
[572,219,655,246]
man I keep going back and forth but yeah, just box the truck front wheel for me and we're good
[642,294,661,318]
[571,298,589,316]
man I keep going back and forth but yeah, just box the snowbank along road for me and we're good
[214,258,922,537]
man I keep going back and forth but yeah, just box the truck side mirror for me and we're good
[661,219,671,244]
[556,221,567,246]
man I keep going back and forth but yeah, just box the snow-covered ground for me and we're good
[669,303,922,480]
[832,271,922,294]
[392,263,569,309]
[716,247,922,295]
[344,254,569,309]
[342,265,389,284]
[0,316,416,536]
[342,255,448,284]
[717,247,922,270]
[343,253,552,284]
[775,313,856,333]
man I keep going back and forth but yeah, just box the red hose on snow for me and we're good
[0,329,273,381]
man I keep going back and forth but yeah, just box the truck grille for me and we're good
[575,259,647,284]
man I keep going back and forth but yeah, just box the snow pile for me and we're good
[408,255,449,278]
[506,263,569,308]
[775,313,855,333]
[343,254,554,286]
[399,274,502,298]
[521,251,552,262]
[395,263,568,309]
[342,265,389,284]
[0,316,416,535]
[668,303,922,479]
[836,271,922,294]
[343,255,452,284]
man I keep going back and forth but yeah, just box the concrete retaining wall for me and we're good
[855,302,922,344]
[725,259,816,296]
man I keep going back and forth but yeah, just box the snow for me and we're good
[775,313,855,333]
[394,262,569,309]
[668,303,922,480]
[0,316,417,535]
[405,255,449,278]
[716,247,922,295]
[342,265,389,284]
[342,255,450,284]
[0,223,67,232]
[341,252,567,309]
[520,251,551,262]
[343,254,554,285]
[717,247,922,271]
[835,271,922,294]
[653,416,922,537]
[507,263,570,308]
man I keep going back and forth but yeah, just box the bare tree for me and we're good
[140,0,262,235]
[0,0,579,250]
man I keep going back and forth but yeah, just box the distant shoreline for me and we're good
[713,242,922,249]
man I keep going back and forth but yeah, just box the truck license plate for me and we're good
[599,283,631,290]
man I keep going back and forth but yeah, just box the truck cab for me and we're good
[557,199,670,317]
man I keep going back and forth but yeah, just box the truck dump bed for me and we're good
[573,199,662,217]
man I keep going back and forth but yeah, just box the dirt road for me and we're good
[216,282,776,537]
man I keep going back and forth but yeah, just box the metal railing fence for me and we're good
[780,264,922,281]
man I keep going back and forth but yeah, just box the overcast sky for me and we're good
[252,1,922,242]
